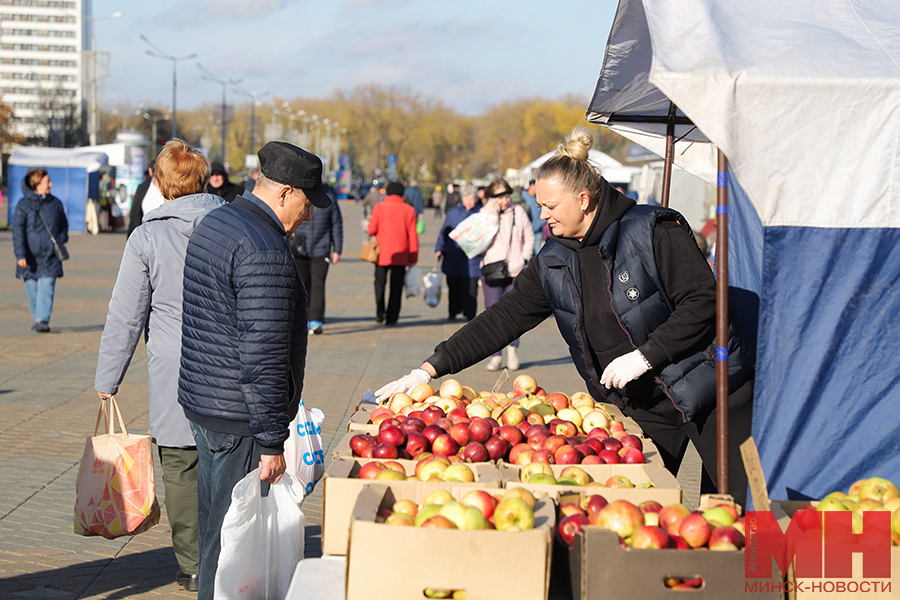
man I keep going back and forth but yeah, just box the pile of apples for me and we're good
[376,487,539,533]
[793,476,900,545]
[556,496,745,552]
[516,464,647,489]
[354,375,648,466]
[355,456,477,483]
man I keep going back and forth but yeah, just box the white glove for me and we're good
[374,368,432,403]
[600,350,651,389]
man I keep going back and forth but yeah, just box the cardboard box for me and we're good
[322,457,502,556]
[345,484,555,600]
[347,404,377,434]
[773,501,899,600]
[499,462,682,505]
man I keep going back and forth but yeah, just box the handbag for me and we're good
[358,237,380,263]
[74,396,160,539]
[30,199,69,261]
[480,209,515,286]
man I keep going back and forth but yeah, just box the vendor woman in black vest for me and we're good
[375,128,755,504]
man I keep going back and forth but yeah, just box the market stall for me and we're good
[587,0,900,505]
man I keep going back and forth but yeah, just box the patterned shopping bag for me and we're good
[74,397,160,539]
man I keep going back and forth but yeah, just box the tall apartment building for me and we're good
[0,0,87,145]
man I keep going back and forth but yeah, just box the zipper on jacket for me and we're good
[560,262,611,402]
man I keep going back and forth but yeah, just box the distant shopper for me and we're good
[431,186,444,218]
[435,185,482,321]
[367,180,418,326]
[520,179,544,255]
[95,139,224,593]
[403,179,425,217]
[444,182,461,214]
[127,166,165,238]
[206,161,242,202]
[13,168,68,333]
[361,182,382,218]
[288,184,344,335]
[479,178,534,371]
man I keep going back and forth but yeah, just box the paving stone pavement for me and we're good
[0,201,702,598]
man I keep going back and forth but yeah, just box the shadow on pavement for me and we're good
[0,548,178,599]
[50,325,106,333]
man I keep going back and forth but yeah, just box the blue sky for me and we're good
[92,0,618,115]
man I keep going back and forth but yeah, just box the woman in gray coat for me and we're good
[94,140,224,592]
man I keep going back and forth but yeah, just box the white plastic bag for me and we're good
[423,267,442,308]
[405,265,422,298]
[282,400,325,496]
[215,469,306,600]
[449,213,499,258]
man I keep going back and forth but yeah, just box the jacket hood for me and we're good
[553,178,635,251]
[142,193,226,237]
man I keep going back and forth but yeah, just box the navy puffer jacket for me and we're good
[178,194,307,454]
[13,187,68,280]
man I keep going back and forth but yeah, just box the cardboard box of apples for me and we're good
[345,484,555,600]
[552,491,782,600]
[337,374,666,467]
[322,456,502,556]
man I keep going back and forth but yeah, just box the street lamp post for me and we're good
[140,35,196,140]
[143,112,170,159]
[85,11,122,146]
[231,81,268,154]
[198,63,238,162]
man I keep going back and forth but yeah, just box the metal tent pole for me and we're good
[660,103,677,208]
[716,149,730,494]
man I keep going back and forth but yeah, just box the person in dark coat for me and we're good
[13,168,68,332]
[434,184,481,321]
[127,168,153,238]
[287,184,344,335]
[205,161,242,202]
[178,141,332,600]
[375,128,755,505]
[403,179,425,217]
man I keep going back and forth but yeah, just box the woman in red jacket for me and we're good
[367,180,418,326]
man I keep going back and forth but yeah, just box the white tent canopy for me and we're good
[509,148,638,187]
[588,0,900,229]
[10,147,108,172]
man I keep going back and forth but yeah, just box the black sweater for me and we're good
[426,182,716,404]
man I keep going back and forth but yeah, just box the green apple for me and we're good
[439,502,488,530]
[414,504,443,527]
[528,473,558,485]
[702,506,736,527]
[858,477,900,504]
[817,496,849,512]
[422,489,455,507]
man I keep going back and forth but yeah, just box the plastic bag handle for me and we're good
[94,396,128,436]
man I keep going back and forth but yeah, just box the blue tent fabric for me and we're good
[725,171,763,355]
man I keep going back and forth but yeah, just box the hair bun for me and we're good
[556,127,593,162]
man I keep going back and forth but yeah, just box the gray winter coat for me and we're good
[94,193,226,447]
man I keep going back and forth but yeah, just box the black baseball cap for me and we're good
[258,141,332,208]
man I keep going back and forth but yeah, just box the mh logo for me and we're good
[745,510,892,580]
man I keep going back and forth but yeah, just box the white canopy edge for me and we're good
[589,0,900,229]
[10,147,109,172]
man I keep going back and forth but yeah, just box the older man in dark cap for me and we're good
[177,141,331,600]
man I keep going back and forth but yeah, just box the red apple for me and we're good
[546,392,569,412]
[583,438,606,455]
[513,374,538,395]
[516,421,530,434]
[421,424,444,444]
[484,435,510,461]
[434,417,453,432]
[658,504,691,533]
[372,442,398,459]
[498,425,524,446]
[598,449,621,464]
[404,431,429,458]
[602,438,623,453]
[587,427,610,441]
[554,445,581,465]
[560,503,587,518]
[528,433,549,451]
[399,417,426,435]
[449,422,471,447]
[557,513,590,546]
[605,475,633,488]
[619,434,643,452]
[554,421,578,438]
[464,441,490,463]
[447,407,469,424]
[631,525,670,549]
[542,435,567,454]
[525,424,550,439]
[431,434,459,457]
[621,447,646,464]
[639,500,664,514]
[468,418,493,444]
[460,490,498,519]
[581,494,609,516]
[509,443,532,464]
[359,444,375,458]
[358,461,385,480]
[669,534,691,550]
[581,455,603,465]
[708,525,745,551]
[349,434,375,455]
[378,425,406,447]
[531,449,555,464]
[421,406,444,425]
[592,500,645,538]
[679,512,712,548]
[420,515,457,529]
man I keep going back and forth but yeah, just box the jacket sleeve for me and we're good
[56,199,68,245]
[638,220,717,368]
[426,258,553,376]
[331,203,343,255]
[94,232,151,394]
[434,215,450,254]
[12,201,28,259]
[367,205,379,236]
[408,209,419,264]
[233,248,304,454]
[521,207,535,261]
